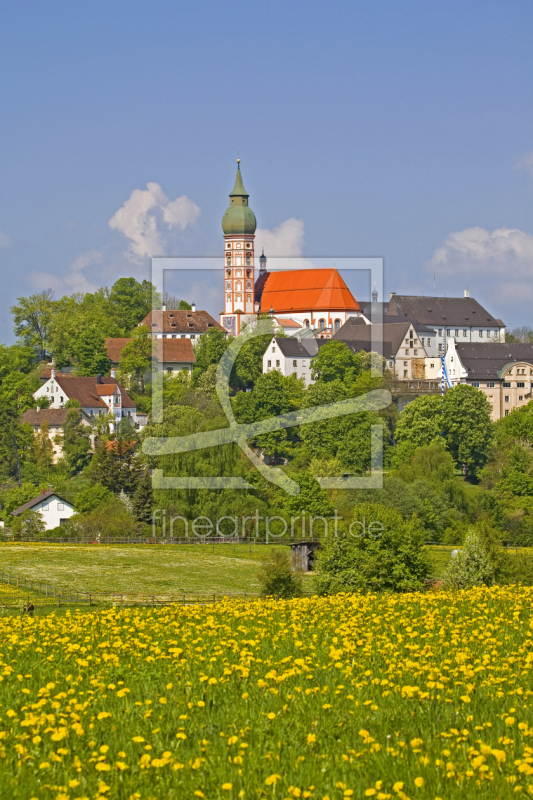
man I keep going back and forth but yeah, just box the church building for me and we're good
[219,161,362,336]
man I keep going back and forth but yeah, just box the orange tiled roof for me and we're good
[259,269,361,314]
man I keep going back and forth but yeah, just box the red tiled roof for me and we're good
[259,269,361,314]
[275,318,302,328]
[139,310,223,334]
[53,376,136,409]
[105,337,132,363]
[95,384,120,396]
[155,339,196,363]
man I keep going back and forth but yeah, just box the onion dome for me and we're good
[222,160,257,235]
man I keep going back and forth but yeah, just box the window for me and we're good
[404,361,408,366]
[293,360,297,367]
[46,387,49,392]
[167,368,173,374]
[246,257,251,266]
[267,360,271,368]
[293,372,297,378]
[41,504,49,511]
[518,382,525,388]
[318,318,326,330]
[405,338,409,344]
[276,360,280,367]
[463,330,467,337]
[505,410,510,416]
[272,346,275,353]
[519,395,524,401]
[414,349,418,355]
[455,329,459,336]
[403,370,408,378]
[427,339,432,347]
[57,503,64,511]
[404,349,409,355]
[304,319,310,328]
[505,395,510,402]
[487,382,495,388]
[446,329,451,336]
[503,382,511,388]
[421,338,424,346]
[302,361,307,367]
[60,396,63,403]
[471,382,479,388]
[430,363,434,369]
[334,318,341,333]
[302,374,306,381]
[438,329,442,336]
[479,330,483,337]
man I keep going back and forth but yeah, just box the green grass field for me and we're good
[0,542,460,601]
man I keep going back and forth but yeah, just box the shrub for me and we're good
[442,530,495,590]
[258,549,303,599]
[315,502,430,594]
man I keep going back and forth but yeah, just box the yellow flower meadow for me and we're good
[0,587,532,798]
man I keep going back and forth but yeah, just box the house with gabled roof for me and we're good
[444,340,533,421]
[33,369,146,428]
[20,407,95,463]
[105,337,196,375]
[139,307,223,340]
[12,490,75,530]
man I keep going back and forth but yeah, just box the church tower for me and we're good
[220,160,257,335]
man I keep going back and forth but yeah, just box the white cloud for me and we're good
[255,218,305,257]
[514,150,533,178]
[0,232,11,248]
[109,182,200,260]
[428,226,533,278]
[29,249,102,295]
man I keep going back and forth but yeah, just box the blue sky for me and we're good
[1,0,532,342]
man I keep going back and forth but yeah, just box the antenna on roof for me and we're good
[433,274,436,293]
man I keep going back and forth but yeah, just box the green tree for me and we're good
[74,484,114,514]
[258,549,303,598]
[394,395,443,448]
[117,325,153,392]
[73,327,112,376]
[90,421,142,494]
[132,471,154,524]
[62,409,91,474]
[178,300,192,310]
[311,340,364,385]
[34,420,54,469]
[233,370,304,458]
[443,384,493,477]
[2,483,45,520]
[442,529,495,589]
[11,289,55,358]
[109,277,158,331]
[11,509,46,539]
[315,502,430,594]
[193,328,231,376]
[282,472,334,518]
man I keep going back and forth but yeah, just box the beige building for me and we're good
[443,341,533,421]
[20,408,95,464]
[332,318,434,379]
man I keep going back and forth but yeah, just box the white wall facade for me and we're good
[26,496,75,530]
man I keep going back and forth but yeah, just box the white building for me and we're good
[263,336,319,387]
[12,491,75,530]
[386,292,506,357]
[34,369,146,428]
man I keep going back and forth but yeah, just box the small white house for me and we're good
[12,491,75,530]
[263,336,319,387]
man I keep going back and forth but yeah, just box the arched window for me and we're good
[246,257,251,266]
[246,269,251,277]
[318,318,326,330]
[226,269,231,276]
[334,318,341,332]
[304,319,310,328]
[226,257,231,267]
[235,281,242,291]
[226,294,231,303]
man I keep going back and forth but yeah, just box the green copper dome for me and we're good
[222,161,257,235]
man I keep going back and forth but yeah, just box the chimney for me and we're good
[36,405,40,412]
[96,374,102,384]
[390,292,396,301]
[162,303,166,312]
[51,368,56,380]
[191,302,196,312]
[464,289,470,298]
[111,368,117,379]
